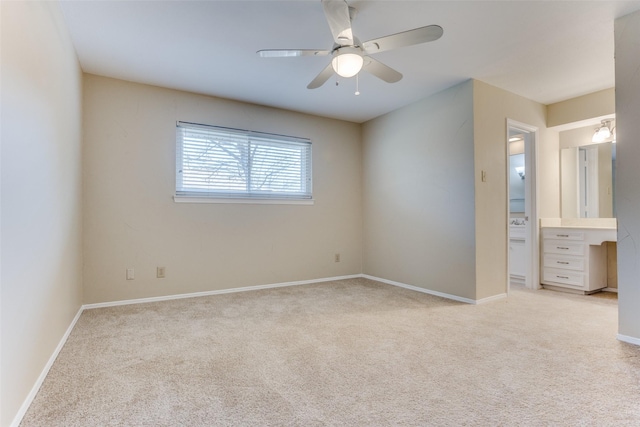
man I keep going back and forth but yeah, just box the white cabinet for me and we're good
[509,225,526,285]
[540,227,616,294]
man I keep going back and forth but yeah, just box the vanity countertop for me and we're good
[542,225,616,230]
[540,217,617,230]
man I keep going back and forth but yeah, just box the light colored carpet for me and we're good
[20,278,640,426]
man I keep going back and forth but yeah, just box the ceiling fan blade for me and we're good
[307,63,335,89]
[363,25,443,55]
[257,49,330,58]
[322,0,354,45]
[363,56,402,83]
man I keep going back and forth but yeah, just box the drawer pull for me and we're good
[556,234,569,237]
[556,275,570,279]
[557,247,570,250]
[557,261,570,265]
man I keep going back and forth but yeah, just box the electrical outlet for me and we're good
[126,268,135,280]
[335,253,341,263]
[157,267,166,278]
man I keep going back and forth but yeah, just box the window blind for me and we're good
[176,122,312,199]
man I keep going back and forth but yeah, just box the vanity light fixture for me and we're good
[592,120,614,143]
[515,166,525,179]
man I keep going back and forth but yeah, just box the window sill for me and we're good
[173,196,314,205]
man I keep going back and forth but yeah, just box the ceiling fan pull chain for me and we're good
[355,73,360,96]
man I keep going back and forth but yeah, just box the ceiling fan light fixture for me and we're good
[331,47,363,78]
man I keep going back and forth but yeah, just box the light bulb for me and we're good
[331,48,363,78]
[592,120,613,143]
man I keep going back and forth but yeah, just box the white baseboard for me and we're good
[11,274,361,426]
[602,287,618,293]
[475,292,508,304]
[510,274,525,287]
[362,274,480,304]
[10,306,84,427]
[85,274,510,310]
[8,273,505,426]
[617,334,640,346]
[83,274,362,310]
[362,274,508,305]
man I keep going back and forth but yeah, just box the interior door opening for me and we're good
[507,120,539,291]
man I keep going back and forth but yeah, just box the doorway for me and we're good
[507,120,539,291]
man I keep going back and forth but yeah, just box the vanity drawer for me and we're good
[510,225,526,240]
[542,229,584,241]
[543,268,585,288]
[543,254,585,271]
[543,241,585,256]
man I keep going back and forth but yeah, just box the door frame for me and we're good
[506,119,540,291]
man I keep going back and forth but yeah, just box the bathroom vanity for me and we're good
[509,221,526,286]
[540,221,616,294]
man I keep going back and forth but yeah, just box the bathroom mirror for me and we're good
[509,135,526,214]
[509,153,525,213]
[560,142,615,218]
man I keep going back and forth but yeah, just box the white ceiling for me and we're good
[59,0,640,124]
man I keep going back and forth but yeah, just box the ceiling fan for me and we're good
[257,0,443,89]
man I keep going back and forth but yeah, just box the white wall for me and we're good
[0,2,83,426]
[362,81,477,300]
[614,9,640,343]
[82,75,362,304]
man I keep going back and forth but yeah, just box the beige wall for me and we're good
[0,2,84,426]
[362,81,477,300]
[597,143,614,218]
[547,88,615,128]
[559,123,615,149]
[473,80,560,299]
[82,75,362,304]
[615,10,640,342]
[2,8,629,422]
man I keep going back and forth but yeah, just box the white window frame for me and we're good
[174,122,313,204]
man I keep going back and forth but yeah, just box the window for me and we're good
[176,122,312,201]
